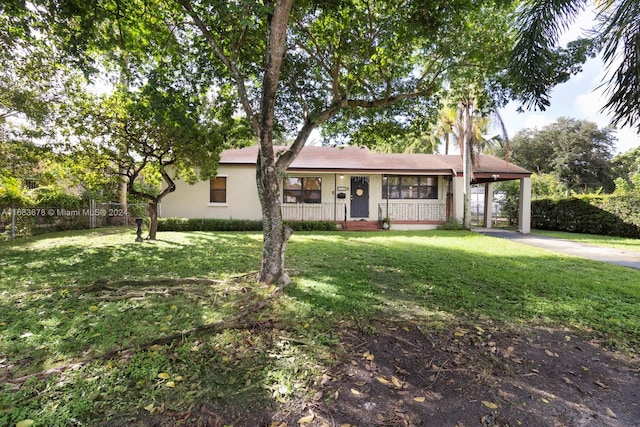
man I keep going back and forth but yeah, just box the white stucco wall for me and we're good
[161,168,450,224]
[160,165,262,220]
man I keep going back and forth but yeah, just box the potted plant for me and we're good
[381,216,391,230]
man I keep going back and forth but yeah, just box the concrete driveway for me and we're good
[474,228,640,271]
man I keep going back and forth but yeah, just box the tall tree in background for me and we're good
[505,117,615,192]
[433,107,457,155]
[611,146,640,191]
[449,95,508,229]
[509,0,640,132]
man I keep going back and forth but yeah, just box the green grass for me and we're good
[1,228,639,426]
[532,229,640,252]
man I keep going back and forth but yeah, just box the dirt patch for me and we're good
[300,323,640,427]
[102,322,640,426]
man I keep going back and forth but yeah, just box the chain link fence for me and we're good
[1,201,147,240]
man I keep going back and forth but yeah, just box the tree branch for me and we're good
[176,0,260,137]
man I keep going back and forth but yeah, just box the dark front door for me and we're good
[350,176,369,218]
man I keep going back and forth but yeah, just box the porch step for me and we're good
[343,220,381,231]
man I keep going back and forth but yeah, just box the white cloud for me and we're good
[522,114,551,130]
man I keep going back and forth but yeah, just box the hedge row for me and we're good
[157,217,338,232]
[531,195,640,238]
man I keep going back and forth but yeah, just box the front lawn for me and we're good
[532,229,640,253]
[1,229,639,426]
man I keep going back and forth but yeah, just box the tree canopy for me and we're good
[508,0,640,132]
[505,117,616,192]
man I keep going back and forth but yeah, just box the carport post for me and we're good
[518,177,532,234]
[483,182,494,229]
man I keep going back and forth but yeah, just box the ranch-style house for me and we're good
[160,145,532,232]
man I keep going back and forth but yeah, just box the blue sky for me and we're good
[499,56,640,155]
[499,9,640,155]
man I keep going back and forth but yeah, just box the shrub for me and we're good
[31,187,83,210]
[531,196,640,238]
[437,220,466,230]
[157,217,338,232]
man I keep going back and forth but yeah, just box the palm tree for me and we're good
[444,98,508,228]
[510,0,639,132]
[433,106,456,155]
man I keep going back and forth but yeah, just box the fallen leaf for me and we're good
[165,381,175,388]
[174,375,183,382]
[88,305,99,311]
[313,391,323,401]
[376,376,390,385]
[606,407,617,418]
[481,401,498,409]
[544,349,554,357]
[157,372,170,379]
[321,374,332,385]
[595,380,609,389]
[395,365,409,375]
[541,397,549,404]
[475,325,485,334]
[144,403,155,412]
[497,389,512,401]
[363,351,375,361]
[454,329,467,337]
[148,344,163,352]
[16,421,35,427]
[414,396,426,402]
[403,326,410,331]
[391,376,403,388]
[350,388,361,395]
[298,414,314,424]
[562,376,573,385]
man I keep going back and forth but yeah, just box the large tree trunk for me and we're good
[255,0,294,286]
[463,137,472,229]
[462,104,473,230]
[147,200,159,241]
[119,170,128,225]
[256,149,292,287]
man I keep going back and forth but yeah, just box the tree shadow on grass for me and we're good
[285,231,640,347]
[2,229,640,426]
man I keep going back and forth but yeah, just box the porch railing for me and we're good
[281,201,445,223]
[281,202,347,222]
[378,202,447,222]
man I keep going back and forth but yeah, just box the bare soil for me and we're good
[103,321,640,427]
